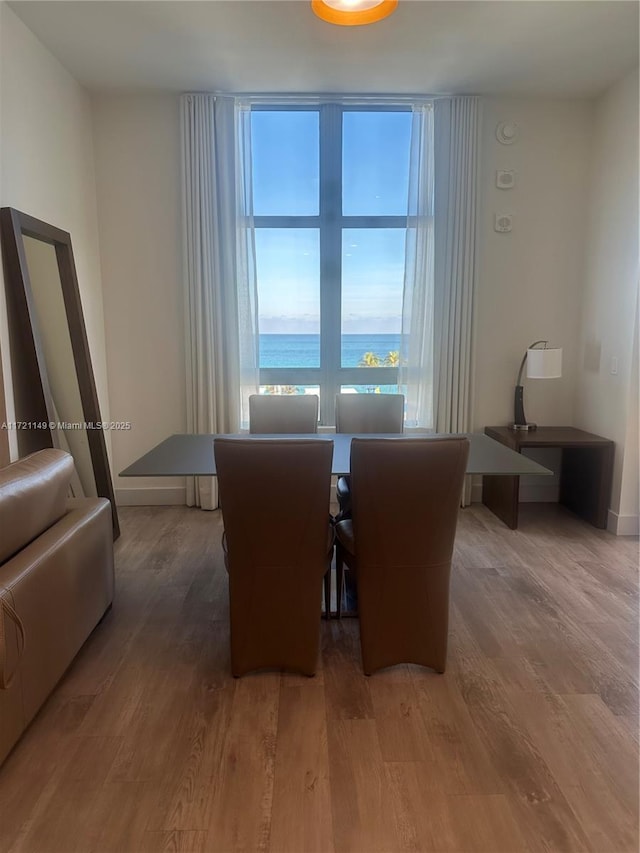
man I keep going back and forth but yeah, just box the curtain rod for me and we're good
[184,92,478,103]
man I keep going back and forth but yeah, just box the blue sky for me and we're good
[251,109,412,335]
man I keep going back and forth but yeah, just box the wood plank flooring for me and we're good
[0,503,637,852]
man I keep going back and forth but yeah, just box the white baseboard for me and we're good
[116,486,186,506]
[114,485,637,536]
[120,483,339,507]
[607,510,640,536]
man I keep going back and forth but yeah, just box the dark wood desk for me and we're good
[482,426,614,529]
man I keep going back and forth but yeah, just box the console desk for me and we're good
[482,426,614,530]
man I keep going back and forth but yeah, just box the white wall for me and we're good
[0,4,110,457]
[618,301,638,531]
[474,97,592,431]
[574,69,639,534]
[92,95,185,505]
[472,97,593,501]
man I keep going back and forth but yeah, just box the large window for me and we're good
[251,104,412,424]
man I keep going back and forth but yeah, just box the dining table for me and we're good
[120,432,553,481]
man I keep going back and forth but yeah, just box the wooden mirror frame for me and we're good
[0,207,119,538]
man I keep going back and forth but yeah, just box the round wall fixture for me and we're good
[311,0,398,26]
[496,121,519,145]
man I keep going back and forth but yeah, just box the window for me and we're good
[251,104,412,424]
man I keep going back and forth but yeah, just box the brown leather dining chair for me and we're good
[334,436,470,675]
[249,394,319,434]
[214,437,334,677]
[334,393,404,520]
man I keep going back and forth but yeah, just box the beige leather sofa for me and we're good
[0,449,114,766]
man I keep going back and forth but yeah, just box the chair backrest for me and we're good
[349,437,469,567]
[214,438,332,563]
[349,436,469,673]
[249,394,318,434]
[335,393,404,434]
[213,437,333,676]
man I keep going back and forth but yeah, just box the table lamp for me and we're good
[511,340,562,431]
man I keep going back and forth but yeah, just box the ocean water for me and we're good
[259,333,401,369]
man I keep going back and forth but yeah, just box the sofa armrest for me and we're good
[0,449,73,565]
[0,498,114,725]
[0,594,25,689]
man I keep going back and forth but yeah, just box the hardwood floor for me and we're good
[0,503,637,852]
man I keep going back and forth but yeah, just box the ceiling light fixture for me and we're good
[311,0,398,27]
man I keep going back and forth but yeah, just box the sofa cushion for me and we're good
[0,449,73,565]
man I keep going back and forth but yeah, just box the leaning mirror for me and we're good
[0,208,119,538]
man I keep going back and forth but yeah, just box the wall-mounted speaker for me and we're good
[494,213,513,233]
[496,169,516,189]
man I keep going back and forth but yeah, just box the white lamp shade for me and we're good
[526,347,562,379]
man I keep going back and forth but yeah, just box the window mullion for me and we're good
[319,103,342,425]
[253,216,319,229]
[340,216,409,229]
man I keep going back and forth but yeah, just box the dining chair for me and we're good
[214,437,334,677]
[334,436,469,675]
[249,394,319,434]
[334,393,404,520]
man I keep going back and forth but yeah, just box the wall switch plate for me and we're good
[610,356,618,375]
[496,169,516,189]
[494,213,513,233]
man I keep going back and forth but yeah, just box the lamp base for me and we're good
[509,422,538,431]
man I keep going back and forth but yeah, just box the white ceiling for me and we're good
[9,0,639,97]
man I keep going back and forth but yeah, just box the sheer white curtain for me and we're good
[181,94,259,510]
[400,96,481,503]
[400,103,435,428]
[433,97,481,504]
